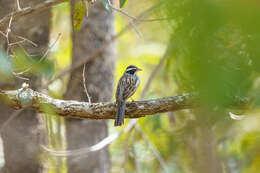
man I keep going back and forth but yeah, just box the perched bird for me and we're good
[114,65,142,126]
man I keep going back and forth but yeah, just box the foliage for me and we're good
[163,0,260,172]
[2,0,260,172]
[120,0,128,8]
[73,1,87,31]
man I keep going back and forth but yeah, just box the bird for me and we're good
[114,65,142,126]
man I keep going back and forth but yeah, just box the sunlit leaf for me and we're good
[120,0,128,8]
[73,1,86,31]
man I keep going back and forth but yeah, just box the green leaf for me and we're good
[101,0,111,12]
[73,1,86,31]
[0,49,12,80]
[120,0,128,8]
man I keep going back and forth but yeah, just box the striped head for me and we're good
[125,65,142,75]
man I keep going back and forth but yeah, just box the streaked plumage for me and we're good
[114,65,141,126]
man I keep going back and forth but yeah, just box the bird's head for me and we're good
[125,65,142,75]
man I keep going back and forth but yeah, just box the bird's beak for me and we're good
[137,68,142,72]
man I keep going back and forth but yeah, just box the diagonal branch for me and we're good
[0,86,194,120]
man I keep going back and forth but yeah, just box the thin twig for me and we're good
[0,0,67,24]
[0,109,24,134]
[130,21,143,38]
[16,0,22,11]
[45,3,163,88]
[82,64,91,103]
[6,15,14,55]
[109,3,169,22]
[13,33,61,77]
[39,33,61,62]
[16,35,38,47]
[136,125,169,173]
[12,72,30,80]
[41,120,136,156]
[0,30,6,38]
[140,47,169,99]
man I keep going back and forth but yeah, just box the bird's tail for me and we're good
[114,100,126,126]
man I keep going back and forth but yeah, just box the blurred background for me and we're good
[1,0,260,172]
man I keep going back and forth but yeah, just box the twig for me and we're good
[140,48,169,99]
[0,0,67,24]
[16,35,38,47]
[45,3,164,88]
[82,64,91,103]
[13,33,61,77]
[0,109,24,134]
[130,21,142,38]
[108,2,169,37]
[16,0,22,11]
[39,33,61,62]
[0,30,5,38]
[6,15,14,55]
[109,3,169,22]
[41,120,136,156]
[12,72,30,81]
[136,125,169,173]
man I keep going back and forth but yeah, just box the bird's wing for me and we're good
[116,76,126,102]
[122,75,139,100]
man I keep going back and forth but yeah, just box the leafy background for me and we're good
[2,0,260,172]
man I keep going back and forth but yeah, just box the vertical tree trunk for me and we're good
[0,0,50,172]
[64,1,116,172]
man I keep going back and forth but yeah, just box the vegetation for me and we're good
[0,0,260,172]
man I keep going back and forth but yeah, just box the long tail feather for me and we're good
[114,100,126,126]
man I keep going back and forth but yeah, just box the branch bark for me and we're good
[0,87,194,119]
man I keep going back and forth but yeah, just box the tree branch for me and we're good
[0,86,194,120]
[0,0,67,24]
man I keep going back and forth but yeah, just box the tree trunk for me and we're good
[64,1,116,172]
[0,0,50,172]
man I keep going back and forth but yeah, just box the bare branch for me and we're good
[0,0,67,24]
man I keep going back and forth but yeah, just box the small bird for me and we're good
[114,65,142,126]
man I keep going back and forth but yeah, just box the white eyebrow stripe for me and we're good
[126,68,136,71]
